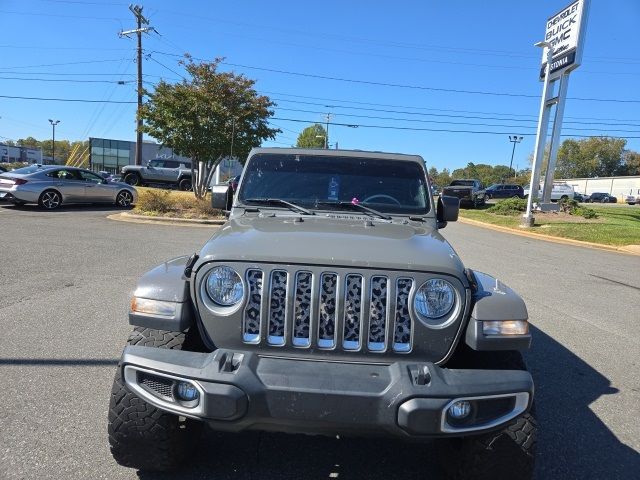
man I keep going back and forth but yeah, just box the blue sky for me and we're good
[1,0,639,171]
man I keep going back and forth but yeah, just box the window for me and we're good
[164,160,180,169]
[148,159,165,168]
[46,169,79,180]
[78,170,104,183]
[239,153,430,215]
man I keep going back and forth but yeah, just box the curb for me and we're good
[457,216,640,256]
[107,212,226,227]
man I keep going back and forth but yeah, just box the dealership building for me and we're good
[89,137,242,183]
[0,143,42,164]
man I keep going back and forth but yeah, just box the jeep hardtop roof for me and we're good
[248,147,425,164]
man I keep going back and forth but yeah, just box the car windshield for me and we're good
[238,153,430,215]
[450,180,475,187]
[8,165,46,175]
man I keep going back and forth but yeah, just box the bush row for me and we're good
[134,188,223,218]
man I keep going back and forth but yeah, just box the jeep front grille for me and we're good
[243,268,415,353]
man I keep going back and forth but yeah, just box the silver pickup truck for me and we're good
[121,159,192,190]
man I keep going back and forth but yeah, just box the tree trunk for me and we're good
[193,156,224,200]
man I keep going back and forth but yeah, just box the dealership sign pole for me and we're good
[523,0,589,226]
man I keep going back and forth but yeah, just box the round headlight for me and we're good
[205,266,244,306]
[414,278,456,319]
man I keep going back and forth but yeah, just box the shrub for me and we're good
[135,189,174,214]
[487,197,528,216]
[557,197,598,219]
[574,206,598,219]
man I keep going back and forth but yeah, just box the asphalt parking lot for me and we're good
[1,203,639,479]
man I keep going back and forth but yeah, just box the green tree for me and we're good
[556,137,626,178]
[141,56,279,198]
[296,124,327,148]
[622,150,640,175]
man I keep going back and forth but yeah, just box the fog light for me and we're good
[448,400,472,419]
[483,320,529,336]
[176,381,199,402]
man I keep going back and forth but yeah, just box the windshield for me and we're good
[450,180,475,187]
[238,153,430,215]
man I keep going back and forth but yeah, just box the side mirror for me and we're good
[211,185,229,210]
[437,195,459,229]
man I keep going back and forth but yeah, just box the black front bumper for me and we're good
[121,346,533,438]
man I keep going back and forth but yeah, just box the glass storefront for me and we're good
[90,138,131,173]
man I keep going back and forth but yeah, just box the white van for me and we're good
[523,182,575,201]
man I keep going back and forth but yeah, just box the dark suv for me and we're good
[586,192,617,203]
[485,184,524,199]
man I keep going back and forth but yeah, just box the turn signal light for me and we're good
[130,297,176,317]
[482,320,529,336]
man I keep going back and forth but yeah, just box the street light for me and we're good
[48,119,60,164]
[508,135,523,179]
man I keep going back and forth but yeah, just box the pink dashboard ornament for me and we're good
[351,197,360,205]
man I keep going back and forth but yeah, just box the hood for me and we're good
[197,215,465,278]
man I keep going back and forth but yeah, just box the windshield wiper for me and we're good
[243,198,315,215]
[316,201,392,220]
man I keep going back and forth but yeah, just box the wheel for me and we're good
[38,190,62,210]
[561,195,568,201]
[115,190,133,208]
[601,198,607,203]
[512,195,520,199]
[123,172,142,186]
[108,327,205,471]
[178,177,193,191]
[362,194,401,205]
[438,350,537,479]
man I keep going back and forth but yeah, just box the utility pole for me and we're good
[119,5,153,166]
[508,135,523,179]
[324,113,332,149]
[48,119,60,164]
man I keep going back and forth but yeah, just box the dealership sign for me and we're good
[539,0,589,80]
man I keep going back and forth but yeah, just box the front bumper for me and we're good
[121,346,533,438]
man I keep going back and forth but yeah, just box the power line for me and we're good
[0,94,135,103]
[0,76,134,84]
[0,58,130,70]
[151,51,640,104]
[269,116,640,139]
[271,98,640,128]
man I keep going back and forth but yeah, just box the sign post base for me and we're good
[521,214,536,228]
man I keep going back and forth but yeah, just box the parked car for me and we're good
[523,182,574,201]
[441,179,486,207]
[121,159,192,191]
[624,194,639,205]
[0,164,137,209]
[586,192,617,203]
[485,184,524,199]
[110,148,536,477]
[573,192,589,202]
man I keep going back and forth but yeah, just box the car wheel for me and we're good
[123,172,142,186]
[512,195,520,199]
[38,190,62,210]
[116,190,133,208]
[601,198,607,203]
[178,178,193,191]
[108,327,205,471]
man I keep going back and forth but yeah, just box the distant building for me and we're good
[559,175,640,200]
[89,137,242,182]
[0,143,42,164]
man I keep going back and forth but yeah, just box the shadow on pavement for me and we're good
[527,325,640,479]
[0,358,119,366]
[1,203,131,212]
[137,431,444,480]
[132,324,639,479]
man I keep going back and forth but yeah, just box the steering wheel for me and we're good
[362,194,401,205]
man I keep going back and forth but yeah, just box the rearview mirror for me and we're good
[437,195,459,229]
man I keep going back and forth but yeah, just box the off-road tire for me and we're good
[438,350,537,479]
[123,172,142,187]
[108,327,205,471]
[178,177,192,191]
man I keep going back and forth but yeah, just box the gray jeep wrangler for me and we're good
[108,148,536,478]
[121,158,192,190]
